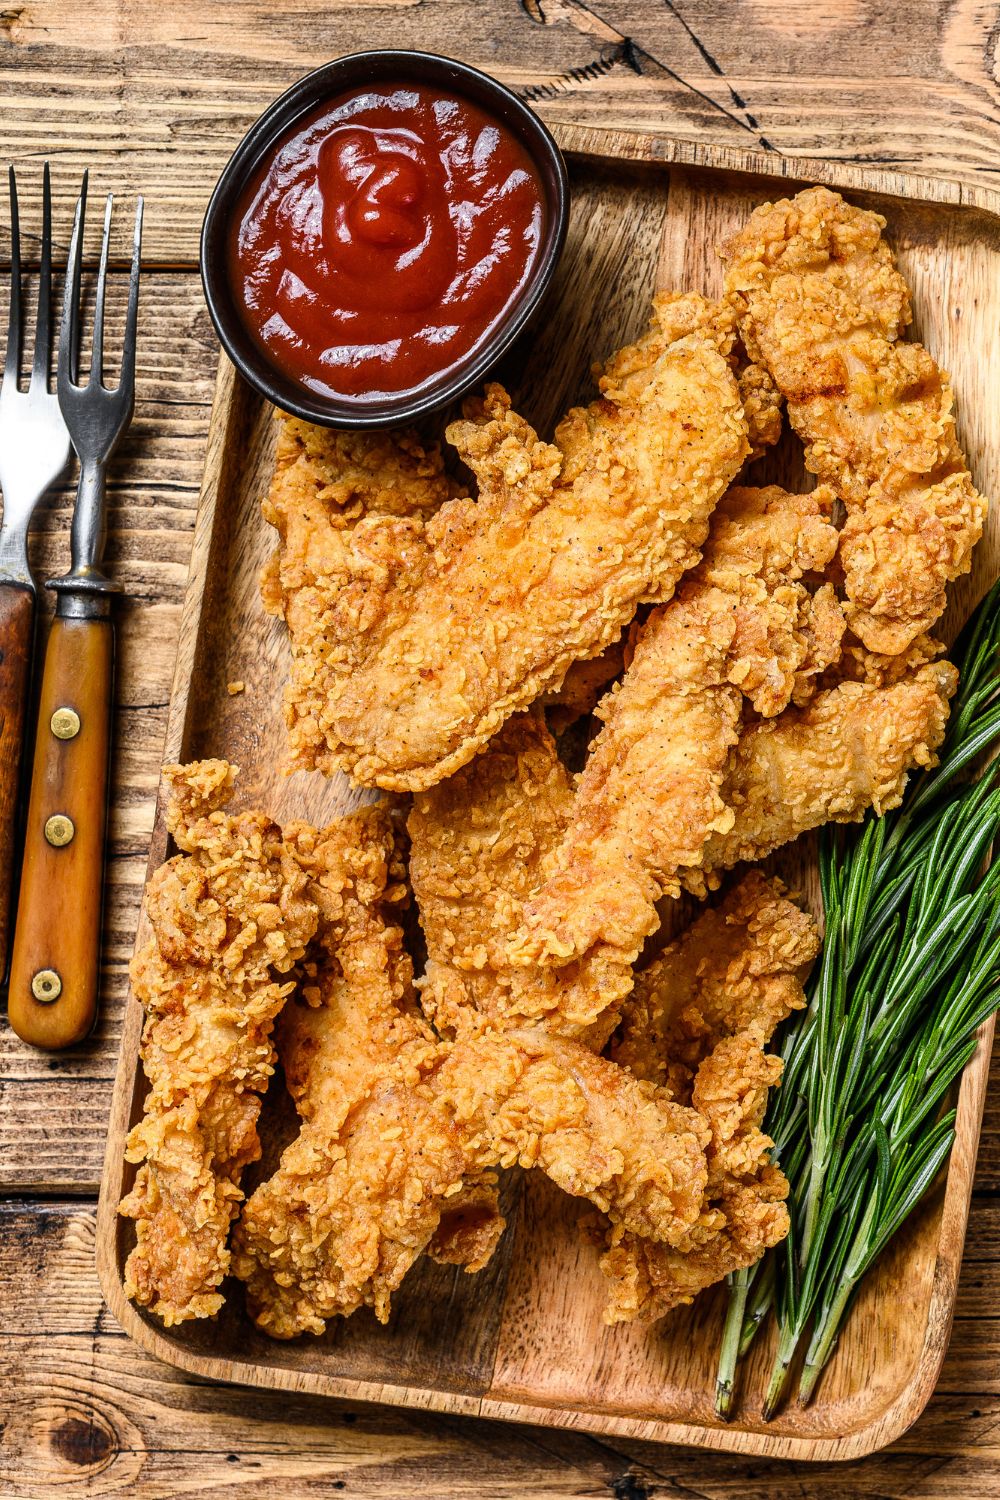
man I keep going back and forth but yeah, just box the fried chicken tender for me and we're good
[598,1046,790,1324]
[119,761,318,1326]
[237,716,717,1333]
[685,660,957,894]
[408,715,719,1245]
[409,714,633,1044]
[437,1026,711,1246]
[598,872,818,1322]
[722,186,988,654]
[263,294,750,791]
[599,291,783,463]
[613,872,818,1095]
[514,487,843,967]
[231,811,505,1338]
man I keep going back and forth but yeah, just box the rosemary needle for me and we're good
[714,578,1000,1421]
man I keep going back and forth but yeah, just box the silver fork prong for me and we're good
[114,196,143,398]
[89,192,113,389]
[4,166,22,392]
[29,161,52,393]
[59,169,88,392]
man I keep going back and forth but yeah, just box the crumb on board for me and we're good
[227,681,245,696]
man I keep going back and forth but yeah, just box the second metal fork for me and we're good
[9,178,143,1049]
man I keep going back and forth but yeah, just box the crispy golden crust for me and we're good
[599,1163,789,1324]
[408,715,720,1243]
[437,1026,711,1245]
[264,294,749,791]
[601,294,784,463]
[685,661,957,893]
[598,873,817,1323]
[119,761,318,1326]
[231,812,505,1339]
[260,420,457,768]
[737,357,784,460]
[409,714,633,1043]
[722,185,988,654]
[513,487,843,967]
[233,984,502,1338]
[613,870,818,1096]
[540,635,627,732]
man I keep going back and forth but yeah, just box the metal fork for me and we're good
[9,179,143,1049]
[0,164,71,984]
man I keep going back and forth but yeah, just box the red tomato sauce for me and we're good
[229,83,547,402]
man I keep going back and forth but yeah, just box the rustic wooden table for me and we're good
[3,3,1000,1495]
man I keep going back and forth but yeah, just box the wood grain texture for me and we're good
[92,131,1000,1463]
[3,0,1000,261]
[0,583,35,980]
[9,615,115,1048]
[5,5,1000,1494]
[9,1200,1000,1498]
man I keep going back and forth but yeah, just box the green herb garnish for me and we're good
[715,577,1000,1420]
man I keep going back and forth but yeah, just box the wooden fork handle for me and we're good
[8,615,113,1049]
[0,582,35,982]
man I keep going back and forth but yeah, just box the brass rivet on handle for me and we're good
[44,813,75,847]
[31,969,62,1003]
[50,706,81,740]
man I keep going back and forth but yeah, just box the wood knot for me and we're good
[611,1475,652,1500]
[50,1410,115,1472]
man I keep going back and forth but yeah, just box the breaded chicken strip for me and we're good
[613,872,818,1101]
[722,186,988,654]
[236,716,718,1338]
[260,420,459,756]
[263,294,749,791]
[598,873,818,1323]
[239,727,717,1340]
[599,292,783,463]
[438,1026,711,1246]
[408,716,719,1244]
[599,1043,790,1324]
[409,723,805,1284]
[685,660,957,894]
[119,761,318,1325]
[514,487,843,966]
[409,714,633,1044]
[231,813,504,1339]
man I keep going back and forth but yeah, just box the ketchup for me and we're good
[230,83,547,401]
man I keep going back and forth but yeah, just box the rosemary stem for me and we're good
[763,1324,801,1420]
[715,1269,751,1420]
[801,1151,827,1266]
[798,1277,856,1405]
[739,1256,776,1358]
[712,580,1000,1422]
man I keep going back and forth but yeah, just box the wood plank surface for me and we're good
[5,2,1000,1496]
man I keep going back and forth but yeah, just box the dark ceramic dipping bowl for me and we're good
[201,50,569,428]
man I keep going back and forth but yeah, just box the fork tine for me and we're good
[5,166,22,390]
[114,196,143,398]
[29,161,52,392]
[59,169,88,390]
[89,192,113,389]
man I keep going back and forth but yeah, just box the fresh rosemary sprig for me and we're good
[714,577,1000,1421]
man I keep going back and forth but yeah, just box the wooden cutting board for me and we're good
[96,123,1000,1461]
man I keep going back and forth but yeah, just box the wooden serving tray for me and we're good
[97,125,1000,1461]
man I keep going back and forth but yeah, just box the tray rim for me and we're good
[96,124,1000,1462]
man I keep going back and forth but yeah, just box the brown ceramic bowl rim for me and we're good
[200,50,569,429]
